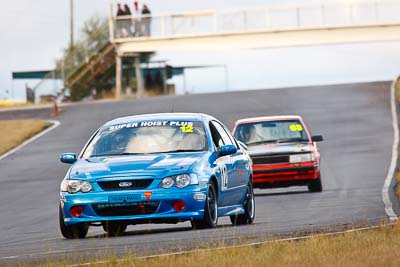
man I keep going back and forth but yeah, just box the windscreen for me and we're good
[233,120,309,146]
[82,120,207,158]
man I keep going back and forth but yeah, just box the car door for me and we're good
[220,124,250,189]
[210,121,245,206]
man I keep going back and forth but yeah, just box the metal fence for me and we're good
[111,0,400,41]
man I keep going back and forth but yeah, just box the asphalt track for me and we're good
[0,82,398,264]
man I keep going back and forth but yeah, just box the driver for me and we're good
[178,129,205,150]
[111,130,131,152]
[240,124,259,144]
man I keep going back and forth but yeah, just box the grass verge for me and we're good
[0,120,51,156]
[0,100,29,108]
[396,78,400,198]
[95,223,400,267]
[396,172,400,198]
[7,222,400,267]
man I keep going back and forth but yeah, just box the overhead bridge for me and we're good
[108,0,400,97]
[110,0,400,52]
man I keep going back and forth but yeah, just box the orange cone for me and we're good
[51,100,60,117]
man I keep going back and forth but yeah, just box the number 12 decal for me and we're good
[180,125,193,133]
[220,165,228,190]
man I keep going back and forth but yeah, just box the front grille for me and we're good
[252,155,290,165]
[98,179,153,191]
[92,201,159,216]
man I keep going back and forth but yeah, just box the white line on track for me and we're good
[61,80,399,266]
[0,120,60,161]
[1,82,399,264]
[382,79,399,220]
[0,229,107,247]
[64,223,395,267]
[0,223,394,263]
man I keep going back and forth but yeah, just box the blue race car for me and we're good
[59,113,255,238]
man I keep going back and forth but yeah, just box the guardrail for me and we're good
[111,0,400,41]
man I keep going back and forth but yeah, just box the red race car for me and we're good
[232,115,323,192]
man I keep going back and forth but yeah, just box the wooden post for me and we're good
[115,54,122,99]
[109,0,115,41]
[134,56,144,98]
[70,0,74,49]
[163,64,168,95]
[183,69,187,94]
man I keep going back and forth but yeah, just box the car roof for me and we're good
[104,113,216,127]
[235,115,303,125]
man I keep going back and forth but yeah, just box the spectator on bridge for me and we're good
[134,1,139,12]
[116,3,127,37]
[123,4,134,36]
[141,4,152,37]
[124,4,132,15]
[132,1,141,37]
[116,3,125,17]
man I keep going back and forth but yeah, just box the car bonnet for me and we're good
[68,152,206,181]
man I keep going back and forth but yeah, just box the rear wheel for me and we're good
[59,204,88,239]
[308,176,323,192]
[103,222,127,237]
[191,183,218,229]
[230,182,255,225]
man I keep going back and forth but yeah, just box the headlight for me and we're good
[161,177,175,189]
[61,180,93,194]
[175,174,191,188]
[289,153,315,163]
[160,174,198,189]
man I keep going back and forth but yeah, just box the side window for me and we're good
[211,121,234,146]
[209,122,224,148]
[221,124,240,149]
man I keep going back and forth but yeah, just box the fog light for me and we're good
[173,201,186,212]
[144,191,152,200]
[193,192,206,201]
[70,206,83,218]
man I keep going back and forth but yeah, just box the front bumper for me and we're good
[252,161,320,187]
[60,186,207,226]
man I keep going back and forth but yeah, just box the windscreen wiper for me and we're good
[246,140,278,146]
[161,149,203,153]
[90,154,118,157]
[276,138,309,143]
[90,152,141,157]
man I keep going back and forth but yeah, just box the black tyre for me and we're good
[59,204,88,239]
[103,222,127,237]
[308,176,323,192]
[191,183,218,229]
[230,182,255,225]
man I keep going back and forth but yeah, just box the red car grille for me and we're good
[252,155,290,165]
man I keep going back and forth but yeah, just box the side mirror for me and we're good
[220,144,237,156]
[60,153,77,164]
[312,135,323,142]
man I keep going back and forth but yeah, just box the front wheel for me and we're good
[191,183,218,229]
[59,204,88,239]
[308,176,323,192]
[230,182,255,225]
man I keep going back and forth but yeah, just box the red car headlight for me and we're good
[289,153,315,163]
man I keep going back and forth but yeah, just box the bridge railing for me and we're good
[111,0,400,41]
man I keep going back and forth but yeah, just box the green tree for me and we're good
[56,15,154,101]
